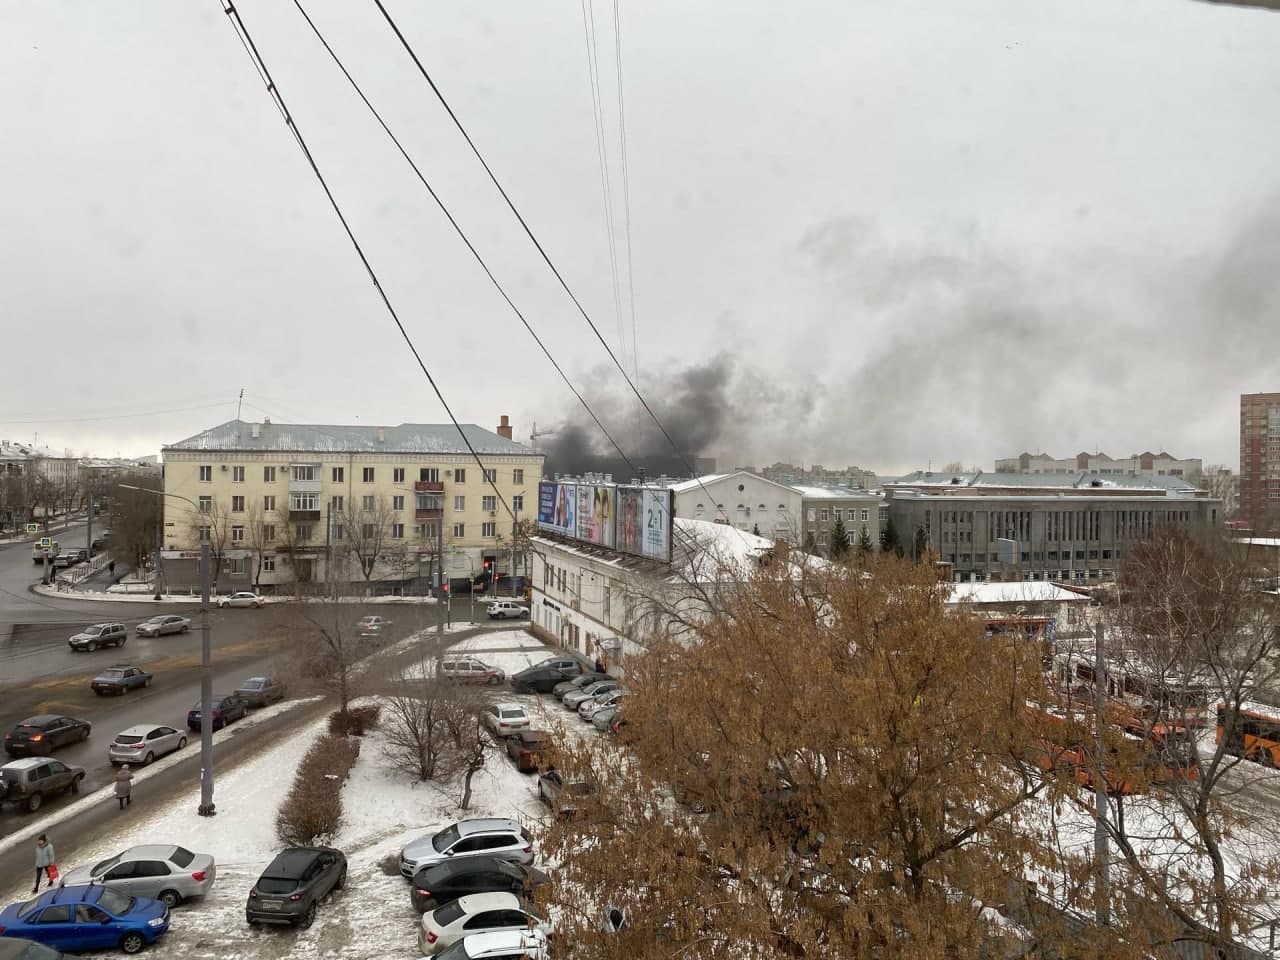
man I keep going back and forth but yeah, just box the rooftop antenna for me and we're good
[236,388,244,420]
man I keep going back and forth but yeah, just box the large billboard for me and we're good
[537,480,670,562]
[616,485,673,562]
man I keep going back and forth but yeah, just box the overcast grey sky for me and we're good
[2,0,1278,473]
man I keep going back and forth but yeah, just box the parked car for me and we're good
[235,676,285,708]
[509,658,582,694]
[217,592,263,609]
[31,540,59,566]
[485,601,528,620]
[563,680,618,711]
[552,672,610,700]
[400,819,534,878]
[0,758,85,813]
[480,703,529,739]
[0,886,169,955]
[579,689,624,721]
[246,847,346,928]
[186,694,247,732]
[431,930,549,960]
[135,616,190,637]
[108,726,186,766]
[537,768,597,818]
[53,551,83,570]
[67,623,127,652]
[504,730,550,773]
[59,845,216,908]
[409,856,548,914]
[419,892,551,954]
[4,717,91,758]
[91,666,153,696]
[439,656,505,685]
[591,705,620,732]
[0,938,65,960]
[356,615,391,637]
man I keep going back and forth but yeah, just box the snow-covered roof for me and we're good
[1238,538,1280,548]
[790,485,877,500]
[946,582,1089,605]
[667,473,730,493]
[163,419,537,456]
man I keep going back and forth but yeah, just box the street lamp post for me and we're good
[120,484,216,817]
[450,548,476,624]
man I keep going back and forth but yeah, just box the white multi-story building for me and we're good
[160,416,542,593]
[994,451,1202,478]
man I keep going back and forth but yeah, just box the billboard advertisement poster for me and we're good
[616,486,672,562]
[537,480,577,536]
[574,483,616,548]
[575,485,593,542]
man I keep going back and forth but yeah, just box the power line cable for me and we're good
[217,0,517,526]
[288,0,638,498]
[371,0,740,531]
[0,402,233,427]
[611,0,640,389]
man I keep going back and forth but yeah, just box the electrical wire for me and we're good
[611,0,640,389]
[288,0,637,500]
[371,0,739,533]
[217,0,517,525]
[0,402,233,426]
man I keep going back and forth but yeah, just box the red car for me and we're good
[505,730,550,773]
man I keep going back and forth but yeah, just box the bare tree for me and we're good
[108,472,161,571]
[380,666,479,785]
[244,499,279,592]
[342,496,394,586]
[447,712,492,810]
[187,500,231,592]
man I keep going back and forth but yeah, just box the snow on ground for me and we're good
[0,632,579,959]
[396,627,552,682]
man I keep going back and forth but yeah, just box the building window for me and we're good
[332,466,344,483]
[483,495,497,512]
[420,467,439,482]
[391,523,405,539]
[392,495,405,511]
[362,495,376,511]
[231,496,245,512]
[452,522,465,538]
[454,468,466,483]
[229,466,244,483]
[263,495,275,511]
[264,466,276,483]
[296,524,313,542]
[861,509,870,522]
[361,523,376,539]
[199,466,212,482]
[198,526,211,542]
[196,495,212,513]
[226,557,246,575]
[331,495,344,512]
[393,467,405,483]
[332,524,344,540]
[418,522,439,540]
[263,524,275,541]
[513,468,524,484]
[482,521,497,537]
[262,555,275,572]
[454,496,466,512]
[362,467,375,483]
[483,468,497,483]
[819,508,829,522]
[292,465,317,482]
[512,494,524,512]
[833,509,843,520]
[231,525,245,543]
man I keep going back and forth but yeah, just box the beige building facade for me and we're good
[160,417,542,594]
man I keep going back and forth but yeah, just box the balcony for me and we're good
[288,509,322,522]
[289,477,322,494]
[414,480,444,493]
[415,508,443,521]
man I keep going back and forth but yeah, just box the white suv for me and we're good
[486,601,527,620]
[400,818,533,878]
[432,929,548,960]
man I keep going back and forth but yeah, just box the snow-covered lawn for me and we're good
[0,632,577,959]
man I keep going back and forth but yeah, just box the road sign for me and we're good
[37,536,53,549]
[26,523,39,535]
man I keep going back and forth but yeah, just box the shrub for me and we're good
[275,734,361,846]
[329,704,381,736]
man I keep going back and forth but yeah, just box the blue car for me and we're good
[0,885,169,955]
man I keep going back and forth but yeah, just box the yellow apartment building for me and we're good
[158,416,542,594]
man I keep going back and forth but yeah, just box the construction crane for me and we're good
[529,422,556,453]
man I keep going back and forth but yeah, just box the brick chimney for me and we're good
[497,415,513,440]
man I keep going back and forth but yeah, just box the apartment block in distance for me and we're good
[160,416,542,593]
[1240,392,1280,531]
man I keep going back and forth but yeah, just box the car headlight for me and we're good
[147,917,167,927]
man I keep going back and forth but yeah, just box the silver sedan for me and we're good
[109,724,186,766]
[59,844,216,907]
[136,615,191,637]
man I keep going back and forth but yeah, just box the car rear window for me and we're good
[100,670,124,679]
[242,680,264,690]
[432,898,467,927]
[9,727,37,739]
[96,889,132,915]
[500,709,525,720]
[170,847,195,868]
[114,735,143,744]
[257,877,298,895]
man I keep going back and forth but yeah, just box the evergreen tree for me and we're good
[829,518,850,560]
[912,524,930,560]
[858,527,874,553]
[881,518,903,557]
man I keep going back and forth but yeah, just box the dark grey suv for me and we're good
[0,757,86,813]
[246,847,346,928]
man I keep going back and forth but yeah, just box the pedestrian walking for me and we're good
[108,560,116,578]
[594,654,607,675]
[114,764,133,810]
[32,834,56,893]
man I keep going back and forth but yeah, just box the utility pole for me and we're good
[1092,619,1110,926]
[198,538,215,816]
[86,479,93,567]
[511,501,519,599]
[153,493,163,600]
[436,515,444,641]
